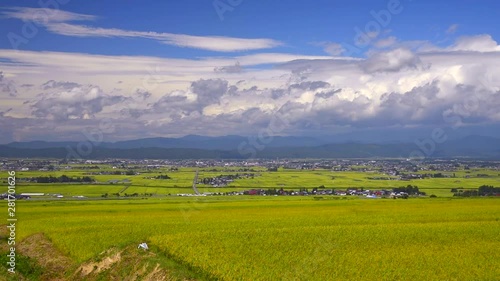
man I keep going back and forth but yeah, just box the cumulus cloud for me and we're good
[152,91,194,115]
[0,71,17,96]
[132,89,152,101]
[374,36,397,48]
[289,81,330,91]
[361,48,423,73]
[323,43,345,56]
[1,33,500,141]
[0,108,12,117]
[0,49,330,86]
[449,34,500,52]
[311,42,346,56]
[378,82,443,124]
[42,80,81,90]
[315,89,342,99]
[191,79,229,108]
[442,84,500,122]
[214,62,243,73]
[149,79,230,118]
[31,85,125,120]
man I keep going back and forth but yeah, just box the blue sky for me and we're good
[2,0,499,57]
[0,0,499,143]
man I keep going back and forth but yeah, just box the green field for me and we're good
[2,166,500,280]
[1,197,499,280]
[7,167,500,198]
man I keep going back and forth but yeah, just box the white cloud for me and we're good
[45,22,282,52]
[361,48,423,73]
[446,24,459,34]
[449,34,500,52]
[0,7,96,23]
[30,85,126,120]
[214,62,243,73]
[1,7,282,52]
[374,36,397,48]
[1,34,500,141]
[0,50,334,113]
[0,71,17,96]
[323,43,345,56]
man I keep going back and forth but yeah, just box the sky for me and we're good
[0,0,499,143]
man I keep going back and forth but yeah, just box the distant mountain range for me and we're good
[4,135,325,150]
[1,135,499,159]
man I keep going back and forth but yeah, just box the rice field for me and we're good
[9,197,500,280]
[7,167,500,198]
[2,166,499,280]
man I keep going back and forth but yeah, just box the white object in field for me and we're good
[138,242,149,250]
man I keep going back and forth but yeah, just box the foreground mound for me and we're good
[0,230,200,281]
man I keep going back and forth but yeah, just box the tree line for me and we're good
[27,175,95,183]
[452,185,499,197]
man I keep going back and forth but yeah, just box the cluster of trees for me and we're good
[86,170,137,175]
[153,175,171,179]
[479,185,500,195]
[453,185,500,197]
[392,185,424,195]
[454,190,479,197]
[431,173,454,178]
[102,193,154,198]
[30,175,95,183]
[72,165,101,170]
[243,188,291,195]
[205,168,257,172]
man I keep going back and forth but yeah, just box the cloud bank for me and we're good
[0,7,499,143]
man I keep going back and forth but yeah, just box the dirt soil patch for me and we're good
[17,233,75,281]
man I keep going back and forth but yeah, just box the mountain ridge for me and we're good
[1,135,499,159]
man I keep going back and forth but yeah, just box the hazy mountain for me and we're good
[6,141,79,149]
[439,135,500,158]
[6,135,326,151]
[1,135,499,159]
